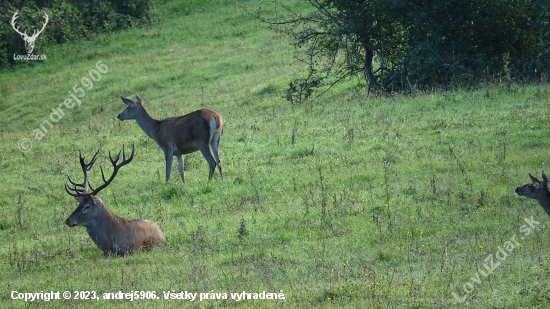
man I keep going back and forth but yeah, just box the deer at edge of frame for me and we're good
[515,171,550,219]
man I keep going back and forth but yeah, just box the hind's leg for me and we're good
[176,155,185,182]
[210,132,223,179]
[199,145,217,180]
[164,152,173,183]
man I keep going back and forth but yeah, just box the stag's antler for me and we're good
[65,145,135,197]
[11,11,49,53]
[89,144,135,196]
[11,11,26,37]
[11,11,49,38]
[30,13,48,39]
[65,150,99,197]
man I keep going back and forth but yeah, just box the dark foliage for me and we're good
[252,0,550,102]
[0,0,152,68]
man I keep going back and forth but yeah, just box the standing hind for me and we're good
[117,94,223,182]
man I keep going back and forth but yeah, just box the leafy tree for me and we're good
[394,0,540,87]
[253,0,401,103]
[252,0,549,102]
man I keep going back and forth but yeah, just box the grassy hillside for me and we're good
[1,0,550,308]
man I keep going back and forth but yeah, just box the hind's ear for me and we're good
[121,96,134,105]
[136,94,142,103]
[542,171,548,184]
[529,173,540,183]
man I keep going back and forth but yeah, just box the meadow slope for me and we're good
[1,0,550,308]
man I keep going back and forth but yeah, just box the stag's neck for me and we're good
[134,107,161,140]
[85,204,118,243]
[536,189,550,218]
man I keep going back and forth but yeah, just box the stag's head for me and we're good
[117,94,144,121]
[515,171,549,200]
[11,11,48,54]
[64,145,134,228]
[66,195,104,227]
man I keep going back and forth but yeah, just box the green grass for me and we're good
[1,0,550,308]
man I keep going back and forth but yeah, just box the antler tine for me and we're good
[66,186,83,194]
[64,182,85,197]
[121,144,135,164]
[124,144,135,162]
[81,149,99,171]
[79,149,99,192]
[100,148,121,183]
[64,149,100,197]
[66,174,84,188]
[30,13,48,38]
[64,183,77,196]
[90,144,135,196]
[11,11,25,36]
[88,181,95,193]
[11,11,18,25]
[109,149,122,166]
[65,175,85,191]
[40,13,48,31]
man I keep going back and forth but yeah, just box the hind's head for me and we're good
[515,171,549,200]
[117,94,145,121]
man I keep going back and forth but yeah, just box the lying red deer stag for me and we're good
[117,94,223,183]
[64,144,165,256]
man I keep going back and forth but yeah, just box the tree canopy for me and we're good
[253,0,550,102]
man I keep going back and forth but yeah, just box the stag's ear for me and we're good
[136,94,142,102]
[529,173,540,183]
[120,96,134,105]
[91,196,103,206]
[74,196,85,204]
[542,171,548,184]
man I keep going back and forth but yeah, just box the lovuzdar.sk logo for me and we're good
[11,10,48,61]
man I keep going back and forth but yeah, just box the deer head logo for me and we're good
[11,11,48,54]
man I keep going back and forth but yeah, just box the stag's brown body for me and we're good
[65,145,164,257]
[66,195,164,257]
